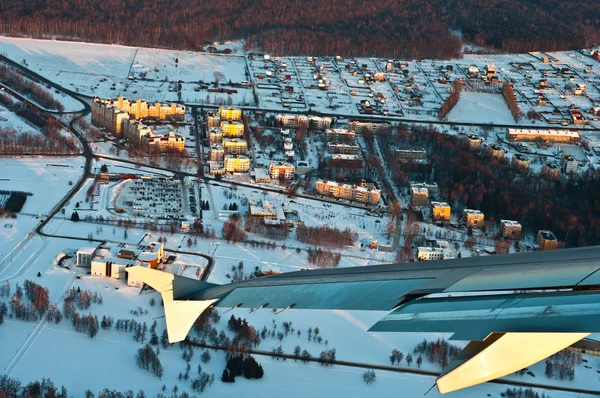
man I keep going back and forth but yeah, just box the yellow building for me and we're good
[500,220,522,240]
[220,121,245,137]
[537,230,558,251]
[222,138,248,155]
[218,107,242,121]
[464,209,484,228]
[224,155,250,173]
[315,180,380,205]
[507,128,579,144]
[431,202,451,222]
[512,154,530,173]
[93,97,185,122]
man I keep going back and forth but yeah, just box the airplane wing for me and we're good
[126,245,600,393]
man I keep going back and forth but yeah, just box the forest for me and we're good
[1,0,599,58]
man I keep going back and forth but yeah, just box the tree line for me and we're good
[296,224,357,248]
[2,0,599,59]
[0,64,64,111]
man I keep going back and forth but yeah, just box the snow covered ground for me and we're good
[447,92,516,124]
[0,157,84,264]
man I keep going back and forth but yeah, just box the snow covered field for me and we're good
[447,92,516,124]
[0,157,84,263]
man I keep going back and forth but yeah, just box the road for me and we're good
[186,340,600,396]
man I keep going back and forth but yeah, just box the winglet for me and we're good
[436,332,589,394]
[126,266,217,343]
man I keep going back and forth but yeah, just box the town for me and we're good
[0,36,599,398]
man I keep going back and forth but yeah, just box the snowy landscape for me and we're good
[1,34,600,398]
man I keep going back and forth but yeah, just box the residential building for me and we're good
[562,154,578,174]
[512,154,530,172]
[269,162,295,179]
[466,134,482,150]
[417,247,455,261]
[209,161,225,175]
[507,128,579,144]
[92,97,184,124]
[411,181,438,194]
[122,120,153,145]
[143,131,185,153]
[464,209,484,228]
[396,148,427,162]
[276,114,308,129]
[411,187,429,207]
[537,230,558,251]
[431,202,451,222]
[220,121,244,137]
[210,144,224,161]
[500,220,522,240]
[489,144,505,159]
[222,138,248,155]
[327,142,360,155]
[326,128,356,143]
[218,107,242,121]
[254,168,272,183]
[76,247,96,267]
[543,163,561,180]
[309,116,332,130]
[208,128,223,145]
[224,155,250,173]
[315,180,380,205]
[207,112,221,128]
[348,120,392,135]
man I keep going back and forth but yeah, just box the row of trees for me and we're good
[296,224,357,248]
[413,338,461,370]
[544,349,582,381]
[306,248,341,268]
[72,313,100,338]
[0,376,68,398]
[0,64,64,111]
[502,82,522,121]
[438,81,463,119]
[222,354,264,382]
[136,344,164,379]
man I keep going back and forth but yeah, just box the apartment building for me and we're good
[537,230,558,251]
[507,128,579,144]
[464,209,484,228]
[512,154,530,172]
[143,131,185,154]
[207,112,221,128]
[396,148,427,162]
[466,134,482,150]
[210,144,224,161]
[92,97,185,123]
[315,180,380,205]
[500,220,522,239]
[327,142,360,155]
[122,120,153,145]
[276,114,309,129]
[431,202,451,222]
[562,154,578,174]
[222,138,248,155]
[309,116,332,131]
[410,187,428,207]
[224,155,250,173]
[489,144,505,159]
[218,107,242,121]
[208,128,223,145]
[417,247,455,261]
[269,162,295,180]
[543,163,561,180]
[220,121,245,137]
[348,120,392,135]
[326,128,356,143]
